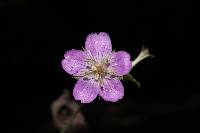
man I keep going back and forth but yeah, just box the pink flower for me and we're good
[62,32,132,103]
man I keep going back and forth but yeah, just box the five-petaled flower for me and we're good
[62,32,132,103]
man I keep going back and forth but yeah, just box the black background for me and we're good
[1,0,199,133]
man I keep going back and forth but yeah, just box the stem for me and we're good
[123,74,140,88]
[60,104,84,133]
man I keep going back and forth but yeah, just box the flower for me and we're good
[62,32,132,103]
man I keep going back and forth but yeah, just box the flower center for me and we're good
[95,65,104,75]
[93,64,107,80]
[83,57,116,82]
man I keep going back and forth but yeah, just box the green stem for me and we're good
[60,104,84,133]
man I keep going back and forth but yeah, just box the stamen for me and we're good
[83,77,90,80]
[86,66,91,69]
[110,75,116,79]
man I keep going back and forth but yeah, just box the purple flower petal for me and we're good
[62,49,86,76]
[110,51,132,76]
[85,32,112,60]
[73,78,99,103]
[99,78,124,102]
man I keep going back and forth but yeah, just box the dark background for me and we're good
[1,0,199,133]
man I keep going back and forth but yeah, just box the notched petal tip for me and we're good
[87,32,109,37]
[98,32,110,37]
[132,46,154,68]
[85,32,112,59]
[86,32,97,38]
